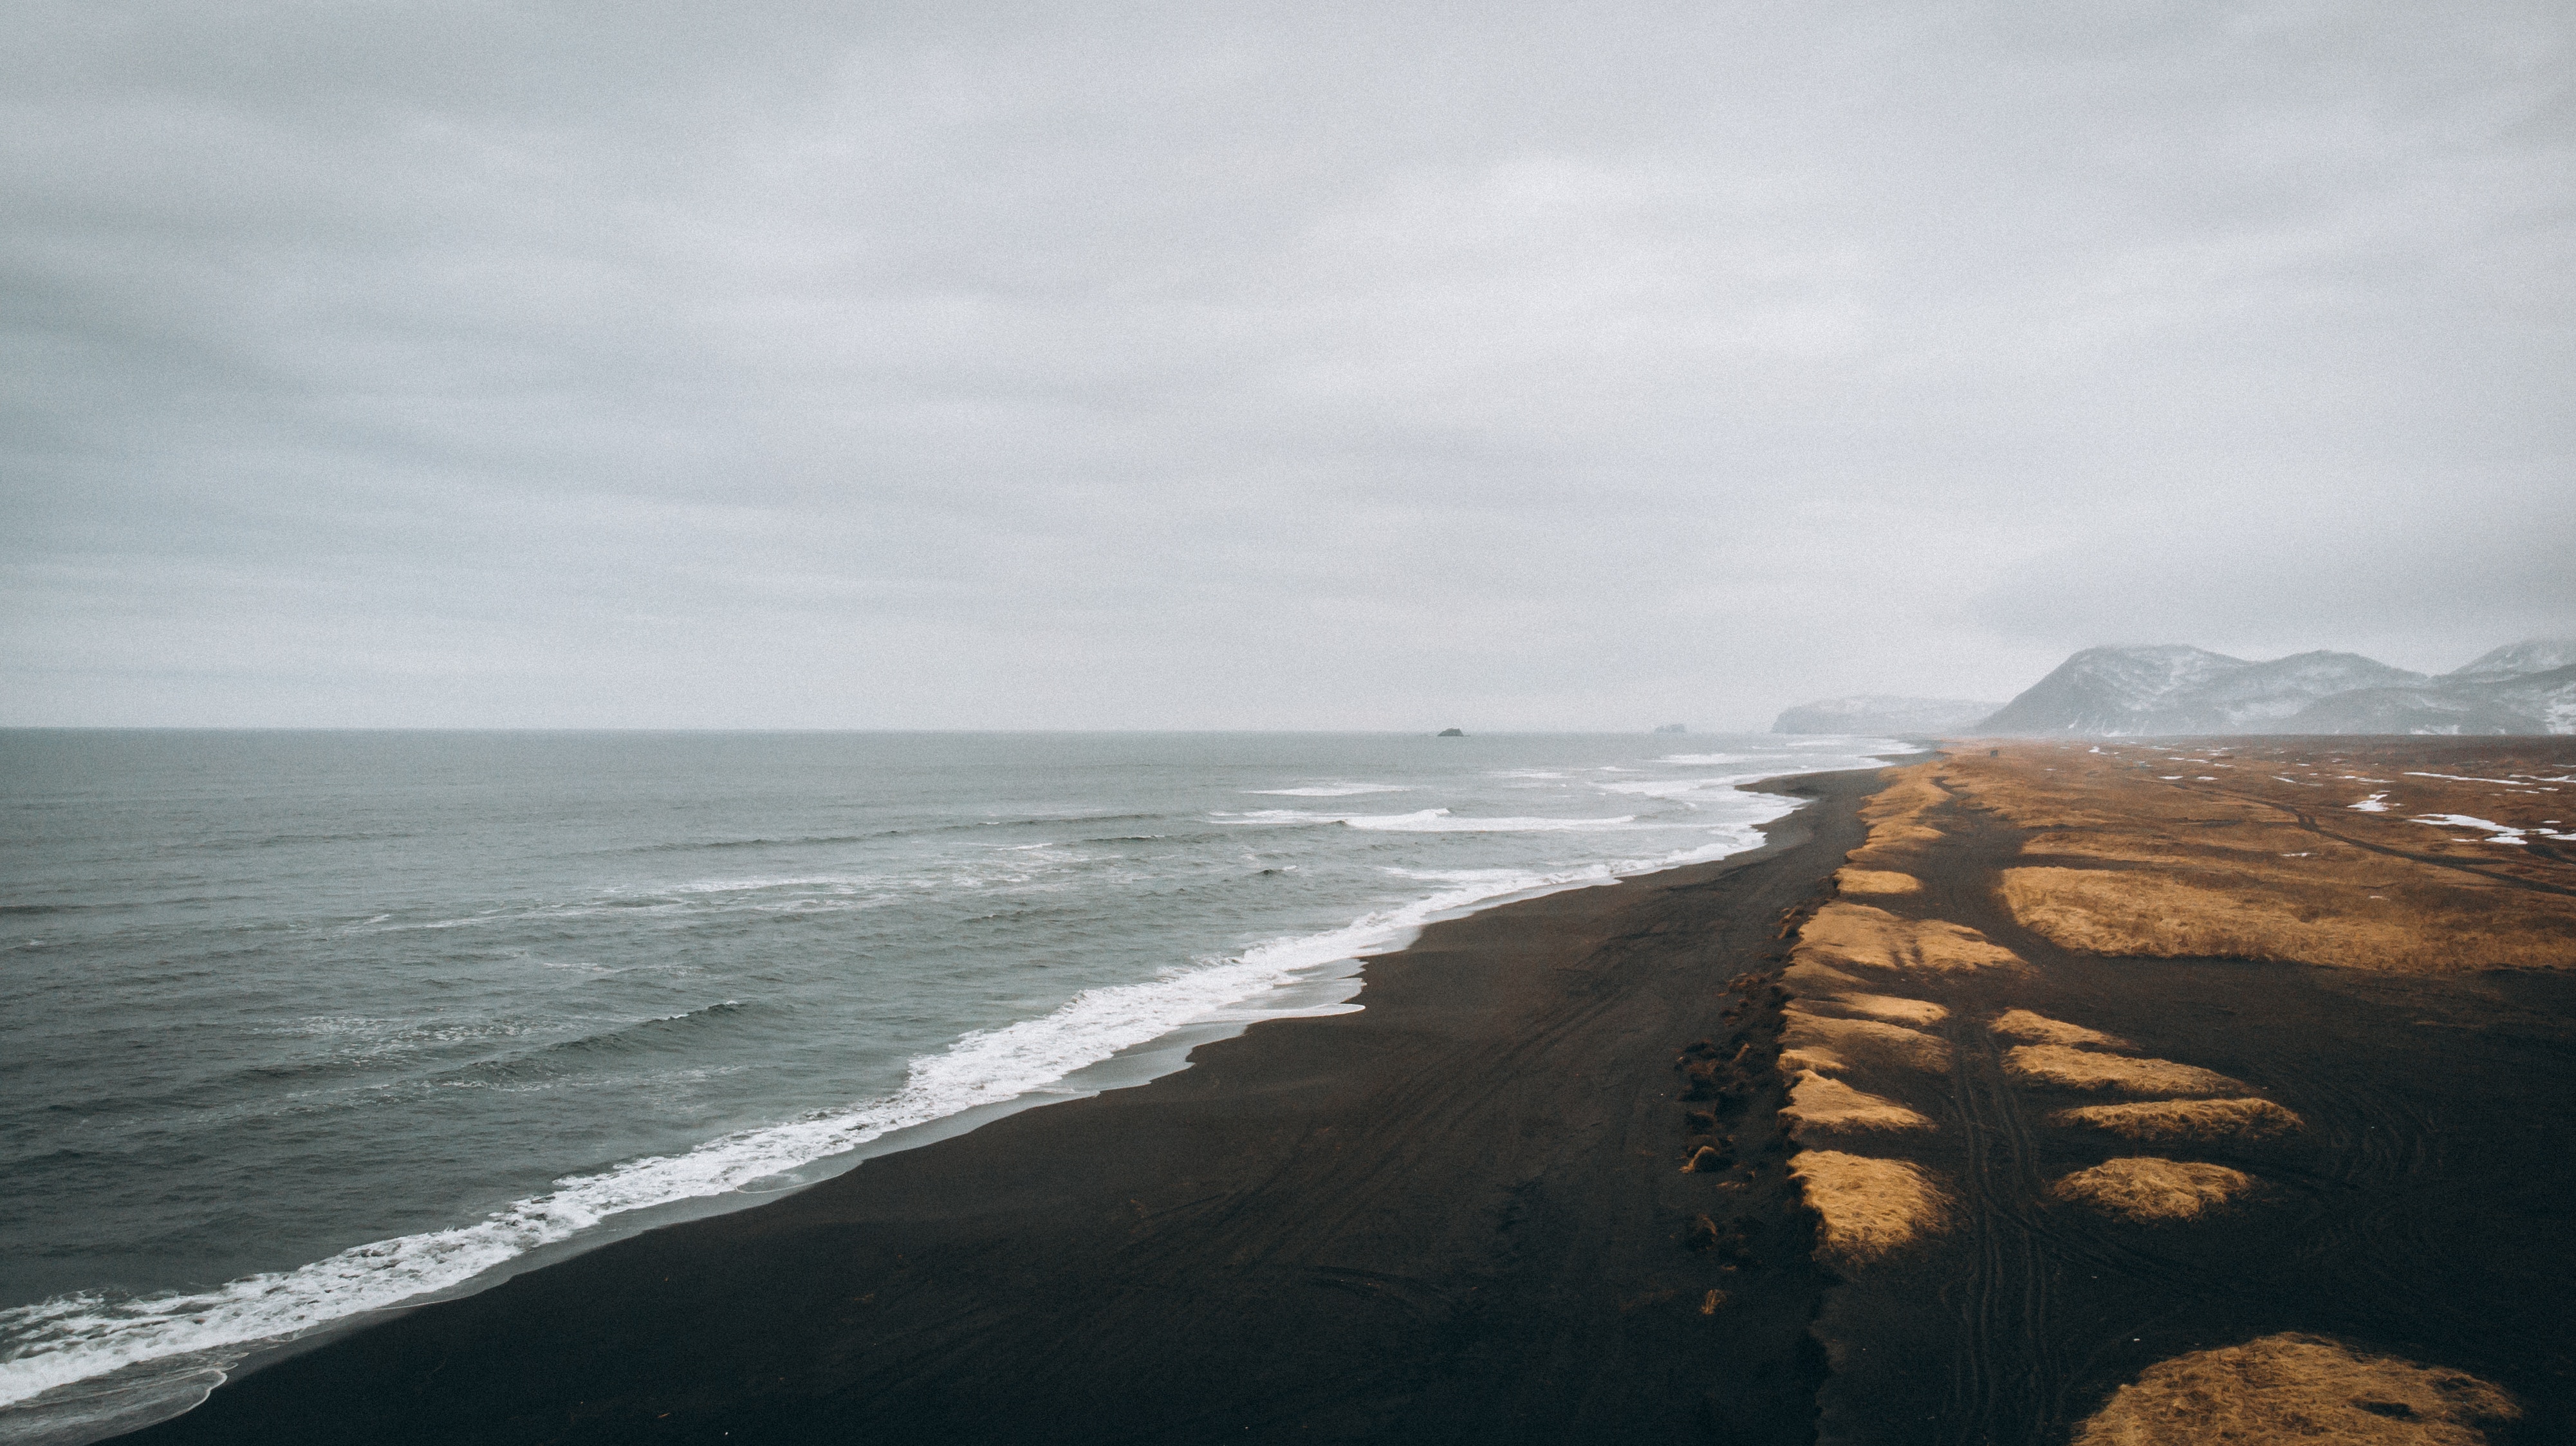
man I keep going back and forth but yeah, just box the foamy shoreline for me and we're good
[2,749,1912,1442]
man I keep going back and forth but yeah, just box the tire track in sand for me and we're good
[1936,1007,2059,1446]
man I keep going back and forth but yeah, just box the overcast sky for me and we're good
[5,1,2570,729]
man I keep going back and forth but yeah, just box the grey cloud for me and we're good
[5,1,2570,727]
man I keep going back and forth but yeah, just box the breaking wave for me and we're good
[0,829,1787,1418]
[1218,808,1648,832]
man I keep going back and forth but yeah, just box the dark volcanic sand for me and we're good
[123,771,1876,1446]
[113,750,2576,1445]
[1804,773,2576,1446]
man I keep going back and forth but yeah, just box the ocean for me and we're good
[0,729,1907,1441]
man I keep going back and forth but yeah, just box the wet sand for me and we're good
[124,770,1879,1446]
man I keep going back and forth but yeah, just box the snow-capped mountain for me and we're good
[1976,647,2421,735]
[1972,640,2576,736]
[2272,663,2576,736]
[1770,696,2004,736]
[2451,639,2576,679]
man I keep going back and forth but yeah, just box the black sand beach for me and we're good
[124,769,1880,1445]
[114,746,2576,1444]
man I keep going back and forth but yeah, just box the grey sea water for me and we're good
[0,729,1908,1439]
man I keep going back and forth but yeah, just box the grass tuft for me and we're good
[1794,902,2023,975]
[1780,1070,1933,1135]
[2048,1157,2252,1221]
[2055,1097,2303,1145]
[1835,867,1922,896]
[1990,1008,2129,1049]
[2073,1331,2519,1445]
[1788,1149,1947,1266]
[2004,1044,2241,1096]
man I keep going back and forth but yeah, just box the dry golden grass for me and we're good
[1794,902,2023,975]
[1780,1070,1932,1135]
[2004,1044,2242,1095]
[1990,1008,2129,1049]
[1788,1149,1947,1267]
[2036,737,2576,886]
[1781,1010,1952,1075]
[2049,1157,2254,1221]
[1863,766,1949,822]
[1835,992,1949,1026]
[1938,743,2576,976]
[1846,841,1934,870]
[1783,959,1862,993]
[2072,1331,2520,1445]
[1999,867,2576,974]
[1836,867,1922,896]
[1847,765,1951,866]
[1776,1045,1842,1075]
[2055,1098,2304,1145]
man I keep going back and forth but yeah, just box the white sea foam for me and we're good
[1651,822,1786,866]
[1593,775,1761,801]
[1217,808,1648,832]
[0,808,1802,1417]
[375,862,1091,936]
[1377,866,1539,883]
[660,874,891,895]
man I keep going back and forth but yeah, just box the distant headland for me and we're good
[1775,638,2576,736]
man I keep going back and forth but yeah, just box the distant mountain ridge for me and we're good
[1768,638,2576,737]
[1975,640,2576,736]
[2452,639,2576,678]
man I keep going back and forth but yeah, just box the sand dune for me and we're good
[1989,1008,2129,1049]
[1783,959,1862,993]
[2004,1044,2242,1095]
[2073,1332,2519,1445]
[1794,902,2023,974]
[1835,867,1920,895]
[1833,992,1947,1026]
[2049,1158,2252,1221]
[1789,1150,1947,1268]
[1780,1071,1932,1135]
[2056,1097,2303,1145]
[1781,1009,1952,1075]
[1846,772,1949,866]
